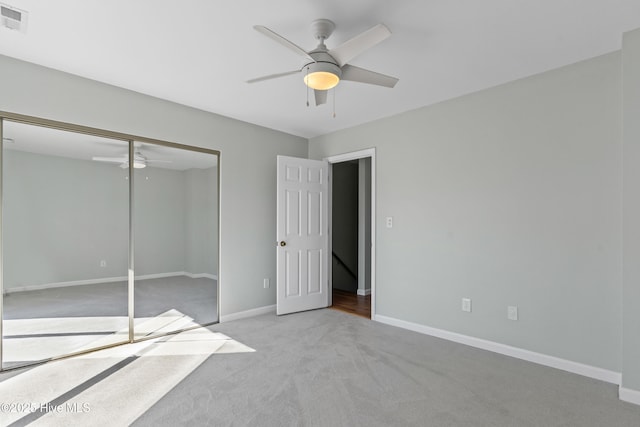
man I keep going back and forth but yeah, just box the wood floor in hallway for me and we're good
[330,288,371,319]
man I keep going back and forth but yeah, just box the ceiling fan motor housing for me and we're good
[305,61,341,78]
[303,54,342,79]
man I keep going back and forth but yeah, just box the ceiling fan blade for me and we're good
[146,159,172,163]
[328,23,391,66]
[254,25,316,63]
[247,69,300,84]
[341,64,398,88]
[314,89,327,106]
[92,156,128,163]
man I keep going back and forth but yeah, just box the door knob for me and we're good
[279,241,286,247]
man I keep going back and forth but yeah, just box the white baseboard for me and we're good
[374,314,622,385]
[620,386,640,405]
[6,276,128,294]
[138,272,187,281]
[5,271,217,294]
[357,288,372,296]
[220,304,276,323]
[184,272,218,280]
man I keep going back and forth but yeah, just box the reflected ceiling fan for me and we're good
[92,144,171,169]
[247,19,399,106]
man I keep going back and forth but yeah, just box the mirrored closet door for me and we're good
[132,142,219,339]
[1,120,130,369]
[0,114,220,369]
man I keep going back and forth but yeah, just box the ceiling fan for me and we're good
[92,145,171,169]
[247,19,399,106]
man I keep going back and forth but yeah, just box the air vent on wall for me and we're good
[1,3,28,33]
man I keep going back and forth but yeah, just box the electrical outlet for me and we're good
[100,260,107,268]
[462,298,472,313]
[386,217,393,228]
[263,278,270,289]
[508,305,518,321]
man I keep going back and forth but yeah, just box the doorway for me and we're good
[327,149,375,319]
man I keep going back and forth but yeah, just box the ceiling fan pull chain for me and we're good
[306,66,310,107]
[333,87,336,118]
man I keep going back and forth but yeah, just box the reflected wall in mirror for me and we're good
[132,143,219,339]
[2,120,129,369]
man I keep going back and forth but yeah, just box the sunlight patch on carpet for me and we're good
[2,316,129,364]
[0,313,254,426]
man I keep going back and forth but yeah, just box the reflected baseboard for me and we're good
[184,272,218,280]
[4,271,218,294]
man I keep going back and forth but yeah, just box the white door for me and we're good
[276,155,329,315]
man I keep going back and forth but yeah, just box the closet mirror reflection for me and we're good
[1,116,220,369]
[132,142,219,339]
[2,121,130,368]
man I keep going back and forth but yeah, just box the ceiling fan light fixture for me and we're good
[120,160,146,169]
[303,62,341,90]
[304,71,339,90]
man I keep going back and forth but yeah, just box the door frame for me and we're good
[325,148,376,319]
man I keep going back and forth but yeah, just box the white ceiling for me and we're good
[1,1,639,139]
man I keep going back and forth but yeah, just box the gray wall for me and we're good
[622,28,640,392]
[2,149,218,289]
[185,166,218,276]
[133,165,187,276]
[311,52,623,372]
[0,54,308,315]
[3,150,129,288]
